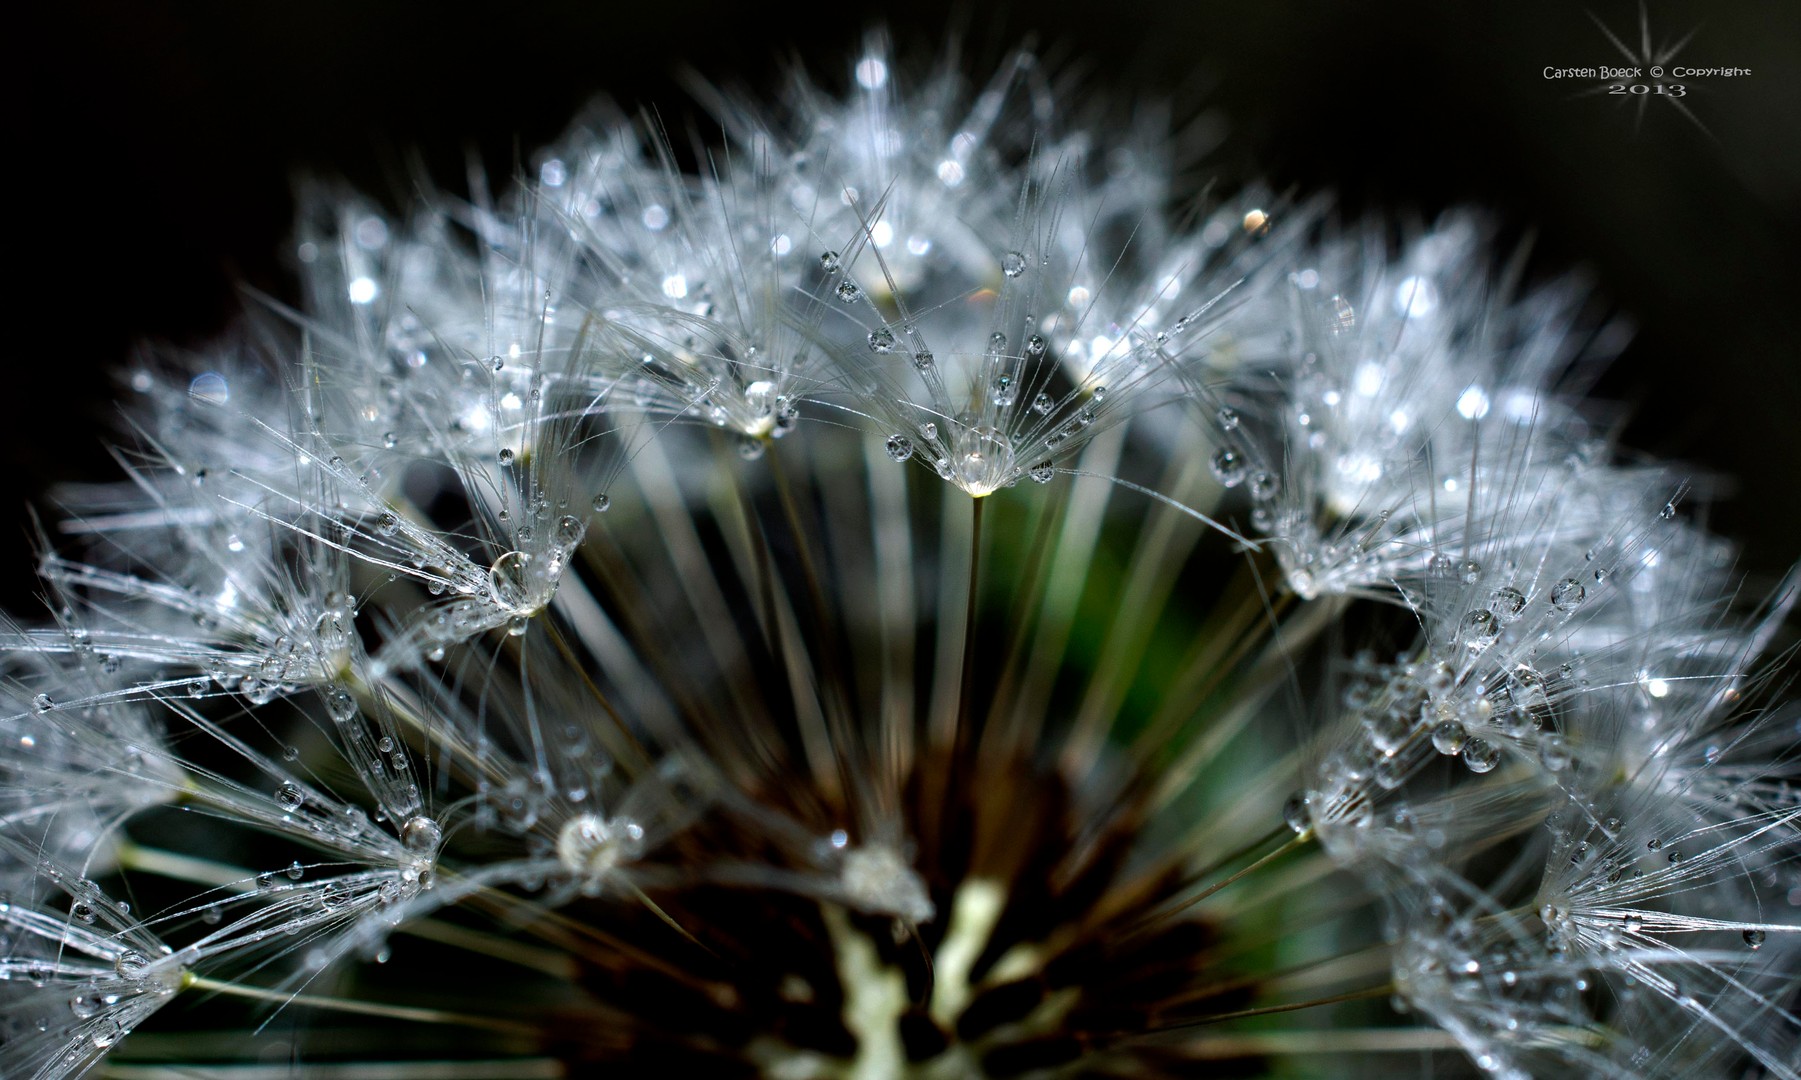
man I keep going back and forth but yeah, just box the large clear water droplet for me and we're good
[325,687,357,724]
[1210,447,1247,487]
[991,372,1016,407]
[1431,721,1466,755]
[1489,586,1526,620]
[114,950,149,979]
[401,815,443,852]
[1550,578,1586,613]
[1462,737,1501,773]
[1462,608,1501,652]
[1282,793,1312,834]
[490,551,534,611]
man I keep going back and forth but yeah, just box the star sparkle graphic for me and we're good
[1582,3,1711,136]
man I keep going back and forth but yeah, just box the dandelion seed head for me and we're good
[3,34,1797,1080]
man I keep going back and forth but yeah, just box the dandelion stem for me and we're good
[1136,831,1310,929]
[183,975,542,1034]
[1177,1027,1463,1057]
[956,494,986,754]
[1181,824,1290,889]
[766,440,863,786]
[983,480,1067,755]
[917,494,986,864]
[1156,983,1395,1031]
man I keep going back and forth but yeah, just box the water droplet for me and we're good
[1029,461,1053,483]
[867,326,896,353]
[1460,559,1482,584]
[32,693,53,713]
[1210,447,1247,487]
[554,515,585,548]
[1330,295,1356,334]
[91,1018,123,1048]
[1282,793,1312,834]
[819,251,840,273]
[912,349,935,372]
[1462,737,1501,773]
[275,782,305,812]
[1001,250,1027,277]
[1366,707,1415,753]
[1432,721,1466,755]
[990,372,1016,407]
[1461,608,1501,652]
[325,684,356,727]
[1031,391,1053,414]
[835,279,862,303]
[591,493,611,513]
[489,551,534,611]
[1217,406,1240,431]
[986,331,1008,356]
[1490,586,1526,619]
[1743,928,1766,949]
[115,950,149,979]
[399,817,441,853]
[286,860,304,881]
[1660,501,1677,521]
[921,423,937,440]
[497,448,515,467]
[1550,578,1586,613]
[1538,734,1572,771]
[376,511,399,536]
[885,435,913,462]
[1024,334,1046,357]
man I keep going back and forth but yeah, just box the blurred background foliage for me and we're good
[9,0,1799,611]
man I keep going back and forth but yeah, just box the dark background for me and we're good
[9,0,1800,611]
